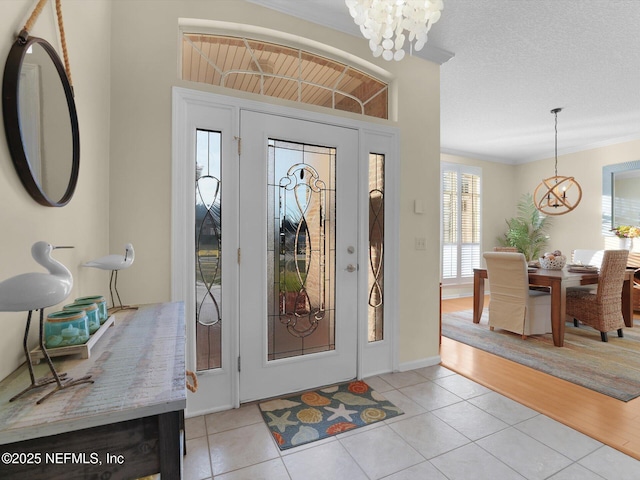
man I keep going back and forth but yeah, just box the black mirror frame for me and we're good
[2,35,80,207]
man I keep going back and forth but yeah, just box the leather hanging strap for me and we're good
[19,0,73,87]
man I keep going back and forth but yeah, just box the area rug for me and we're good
[258,380,403,450]
[442,309,640,402]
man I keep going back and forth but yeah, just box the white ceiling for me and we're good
[246,0,640,164]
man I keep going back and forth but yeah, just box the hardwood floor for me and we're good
[440,296,640,461]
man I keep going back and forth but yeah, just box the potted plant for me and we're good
[279,269,310,315]
[498,193,553,262]
[612,225,640,250]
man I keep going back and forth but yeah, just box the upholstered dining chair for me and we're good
[483,252,552,339]
[493,246,551,293]
[566,249,629,342]
[569,249,604,294]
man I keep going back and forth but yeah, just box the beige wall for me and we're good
[0,1,111,381]
[109,1,442,365]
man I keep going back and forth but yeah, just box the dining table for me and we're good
[473,267,634,347]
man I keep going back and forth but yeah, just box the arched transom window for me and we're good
[182,34,389,119]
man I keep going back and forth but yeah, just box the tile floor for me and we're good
[183,365,640,480]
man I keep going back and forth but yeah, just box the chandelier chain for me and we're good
[533,107,582,215]
[554,109,558,178]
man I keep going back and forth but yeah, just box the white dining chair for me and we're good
[483,252,552,338]
[571,249,604,268]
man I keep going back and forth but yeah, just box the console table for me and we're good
[0,302,185,480]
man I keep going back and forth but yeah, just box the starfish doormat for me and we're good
[258,380,403,450]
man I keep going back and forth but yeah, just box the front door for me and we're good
[238,111,359,402]
[174,89,397,415]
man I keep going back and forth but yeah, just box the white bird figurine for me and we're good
[84,243,136,311]
[0,241,93,403]
[0,241,73,312]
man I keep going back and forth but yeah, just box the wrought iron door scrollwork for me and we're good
[369,187,384,309]
[196,173,222,327]
[278,163,326,338]
[368,153,385,342]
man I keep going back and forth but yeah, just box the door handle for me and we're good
[346,264,357,272]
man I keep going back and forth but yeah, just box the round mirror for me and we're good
[2,36,79,207]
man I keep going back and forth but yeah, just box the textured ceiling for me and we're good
[246,0,640,164]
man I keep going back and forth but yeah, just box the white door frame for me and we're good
[172,87,399,417]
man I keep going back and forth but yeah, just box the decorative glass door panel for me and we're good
[195,129,222,371]
[239,110,358,402]
[267,140,336,360]
[368,153,385,342]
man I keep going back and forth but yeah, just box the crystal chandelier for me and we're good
[345,0,444,61]
[533,108,582,215]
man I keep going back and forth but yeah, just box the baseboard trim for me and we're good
[398,355,441,372]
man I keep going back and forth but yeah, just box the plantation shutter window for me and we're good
[441,164,481,283]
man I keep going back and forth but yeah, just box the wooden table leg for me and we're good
[158,411,181,479]
[550,278,564,347]
[180,409,187,455]
[473,271,484,324]
[622,276,633,328]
